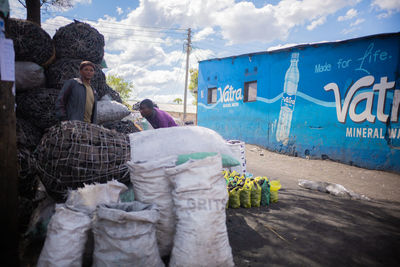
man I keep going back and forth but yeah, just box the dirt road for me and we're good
[245,144,400,202]
[227,145,400,266]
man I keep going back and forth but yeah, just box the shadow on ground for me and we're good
[227,188,400,267]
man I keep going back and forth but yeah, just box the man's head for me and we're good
[79,61,95,81]
[139,99,154,118]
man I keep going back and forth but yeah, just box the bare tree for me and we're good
[17,0,72,26]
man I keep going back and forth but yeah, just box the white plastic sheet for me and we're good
[128,126,236,163]
[298,179,370,200]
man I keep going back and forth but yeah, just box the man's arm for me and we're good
[55,80,73,121]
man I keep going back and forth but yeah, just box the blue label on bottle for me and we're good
[281,93,296,110]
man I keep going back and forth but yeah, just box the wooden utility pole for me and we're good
[183,28,191,122]
[0,8,19,265]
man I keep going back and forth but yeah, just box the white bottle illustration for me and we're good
[276,52,300,145]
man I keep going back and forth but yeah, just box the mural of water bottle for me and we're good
[276,52,300,145]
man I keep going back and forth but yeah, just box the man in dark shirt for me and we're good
[55,61,97,123]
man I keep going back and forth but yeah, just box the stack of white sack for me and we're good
[37,181,164,267]
[127,126,235,265]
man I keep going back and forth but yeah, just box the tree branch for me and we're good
[17,0,27,8]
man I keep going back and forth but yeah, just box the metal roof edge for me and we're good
[198,32,400,63]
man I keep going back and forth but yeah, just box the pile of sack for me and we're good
[224,170,282,209]
[6,18,137,232]
[37,181,164,267]
[36,126,236,266]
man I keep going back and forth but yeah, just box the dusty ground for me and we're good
[227,145,400,266]
[21,144,400,266]
[245,144,400,202]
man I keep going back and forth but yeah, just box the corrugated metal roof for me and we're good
[157,103,197,114]
[127,101,197,114]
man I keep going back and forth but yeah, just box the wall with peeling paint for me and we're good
[197,32,400,173]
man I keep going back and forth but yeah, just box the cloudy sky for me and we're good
[10,0,400,103]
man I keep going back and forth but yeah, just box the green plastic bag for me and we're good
[120,186,135,202]
[259,179,270,206]
[229,187,240,209]
[140,118,153,130]
[251,181,261,207]
[270,180,282,203]
[176,152,240,167]
[239,184,251,208]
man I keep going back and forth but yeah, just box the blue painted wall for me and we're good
[197,33,400,173]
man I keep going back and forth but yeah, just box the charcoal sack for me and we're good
[6,18,54,66]
[35,121,131,201]
[53,21,105,64]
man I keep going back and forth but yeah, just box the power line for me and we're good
[44,24,186,44]
[59,15,187,32]
[43,22,186,38]
[43,25,186,41]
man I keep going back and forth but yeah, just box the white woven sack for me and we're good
[92,202,164,267]
[166,155,234,267]
[65,180,128,214]
[97,100,131,124]
[128,126,236,163]
[37,204,91,267]
[126,156,177,257]
[15,61,46,92]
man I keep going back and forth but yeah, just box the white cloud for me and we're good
[341,27,358,34]
[191,48,214,63]
[42,16,73,37]
[71,0,92,4]
[116,6,123,15]
[307,16,327,30]
[217,0,359,43]
[372,0,400,12]
[372,0,400,18]
[9,0,25,19]
[193,27,215,42]
[110,0,360,44]
[337,8,358,21]
[350,18,365,26]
